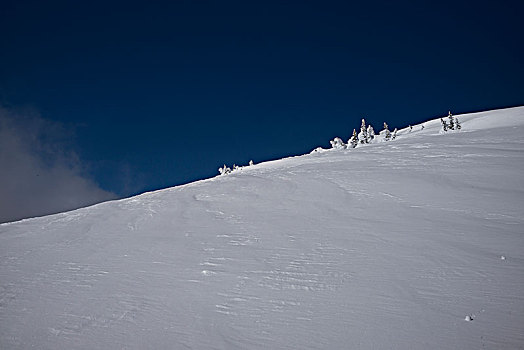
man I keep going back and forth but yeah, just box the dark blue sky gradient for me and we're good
[1,0,523,196]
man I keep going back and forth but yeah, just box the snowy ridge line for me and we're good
[315,105,524,154]
[220,105,524,173]
[2,106,522,227]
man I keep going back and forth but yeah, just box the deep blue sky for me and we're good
[1,0,523,198]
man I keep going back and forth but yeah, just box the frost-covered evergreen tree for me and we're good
[358,119,368,144]
[218,165,231,175]
[330,137,346,149]
[455,118,461,130]
[367,125,375,142]
[441,118,448,132]
[382,122,391,141]
[392,128,398,140]
[348,129,358,148]
[249,160,254,166]
[448,111,455,130]
[409,125,413,132]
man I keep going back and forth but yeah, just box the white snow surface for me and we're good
[1,106,524,349]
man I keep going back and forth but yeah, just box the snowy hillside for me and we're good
[1,106,524,349]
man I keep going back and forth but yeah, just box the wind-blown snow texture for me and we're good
[1,107,524,349]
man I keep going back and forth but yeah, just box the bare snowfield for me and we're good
[1,107,523,349]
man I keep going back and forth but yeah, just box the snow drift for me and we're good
[1,106,523,349]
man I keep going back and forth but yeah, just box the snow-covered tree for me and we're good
[448,111,455,130]
[455,118,461,130]
[249,160,254,166]
[382,122,391,141]
[367,124,375,142]
[441,118,448,132]
[348,129,358,149]
[218,165,231,175]
[358,119,368,144]
[392,128,398,140]
[441,112,461,132]
[330,137,346,149]
[409,125,413,132]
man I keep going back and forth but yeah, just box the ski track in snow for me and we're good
[1,106,524,349]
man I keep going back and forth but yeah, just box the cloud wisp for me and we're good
[0,106,117,223]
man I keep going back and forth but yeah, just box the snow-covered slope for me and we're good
[1,107,523,349]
